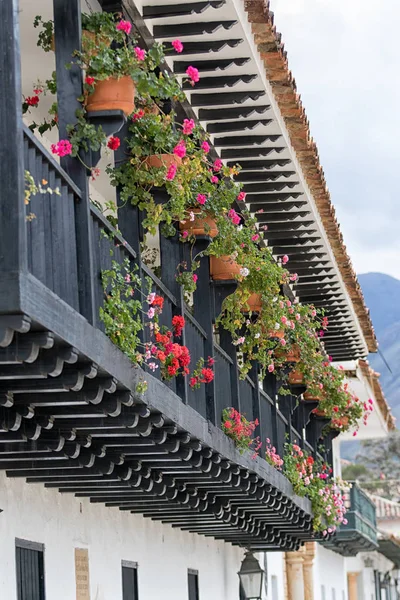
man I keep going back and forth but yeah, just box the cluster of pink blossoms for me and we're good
[51,139,72,157]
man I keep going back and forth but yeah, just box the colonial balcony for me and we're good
[0,0,372,552]
[323,483,379,556]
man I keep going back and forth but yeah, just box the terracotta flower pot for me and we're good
[52,30,110,55]
[210,256,241,281]
[86,76,135,116]
[276,344,301,363]
[242,293,262,313]
[288,369,304,386]
[179,209,218,238]
[145,154,182,169]
[303,392,322,402]
[331,416,349,429]
[268,329,285,340]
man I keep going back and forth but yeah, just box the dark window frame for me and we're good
[188,569,199,600]
[122,560,139,600]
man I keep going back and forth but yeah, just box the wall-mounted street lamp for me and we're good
[238,551,264,600]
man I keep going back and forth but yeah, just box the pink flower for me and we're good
[116,20,132,35]
[262,225,268,231]
[211,175,218,184]
[213,159,223,171]
[147,307,155,319]
[295,313,301,321]
[134,47,146,61]
[282,255,289,265]
[228,208,241,225]
[290,273,298,282]
[281,316,287,325]
[196,193,207,205]
[181,230,188,239]
[172,39,184,53]
[51,139,73,157]
[237,191,246,201]
[182,119,195,135]
[186,66,200,84]
[166,164,178,181]
[147,292,156,304]
[124,274,131,282]
[173,141,186,158]
[201,141,210,153]
[280,338,286,346]
[251,234,259,242]
[192,274,198,283]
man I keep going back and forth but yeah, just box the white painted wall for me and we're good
[264,552,286,600]
[314,545,348,600]
[0,472,245,600]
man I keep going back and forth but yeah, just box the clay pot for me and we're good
[242,293,262,313]
[268,329,285,340]
[210,256,241,281]
[179,209,218,238]
[145,154,182,170]
[52,30,110,55]
[86,76,135,116]
[303,392,322,402]
[288,369,304,386]
[276,344,301,363]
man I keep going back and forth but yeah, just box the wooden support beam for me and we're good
[53,0,96,323]
[0,0,27,312]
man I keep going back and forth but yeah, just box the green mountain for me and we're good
[358,272,400,421]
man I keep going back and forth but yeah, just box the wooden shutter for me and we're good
[15,539,45,600]
[122,561,138,600]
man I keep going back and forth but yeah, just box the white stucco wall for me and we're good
[0,472,245,600]
[264,552,286,600]
[314,545,348,600]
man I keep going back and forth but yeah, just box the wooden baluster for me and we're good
[158,202,188,403]
[53,0,95,324]
[213,282,240,413]
[0,0,27,313]
[192,240,216,424]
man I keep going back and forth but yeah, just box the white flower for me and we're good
[255,333,260,339]
[239,267,249,277]
[274,322,280,330]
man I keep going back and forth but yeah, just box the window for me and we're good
[15,539,45,600]
[332,589,336,600]
[321,585,326,600]
[122,561,138,600]
[188,569,199,600]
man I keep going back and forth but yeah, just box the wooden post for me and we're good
[0,0,27,311]
[302,542,316,600]
[192,240,216,423]
[53,0,96,324]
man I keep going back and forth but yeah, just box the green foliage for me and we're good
[99,258,143,362]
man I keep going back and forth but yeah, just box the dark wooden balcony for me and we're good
[0,0,341,551]
[322,483,378,556]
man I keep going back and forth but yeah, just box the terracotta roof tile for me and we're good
[244,0,377,352]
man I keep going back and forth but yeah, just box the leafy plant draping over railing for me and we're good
[24,11,372,434]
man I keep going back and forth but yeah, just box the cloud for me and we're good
[271,0,400,280]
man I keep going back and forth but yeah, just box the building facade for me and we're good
[0,0,389,599]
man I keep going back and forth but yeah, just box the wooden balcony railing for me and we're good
[22,124,331,463]
[323,482,378,556]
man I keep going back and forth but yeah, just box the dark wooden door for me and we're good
[122,564,138,600]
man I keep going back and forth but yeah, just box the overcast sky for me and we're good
[271,0,400,280]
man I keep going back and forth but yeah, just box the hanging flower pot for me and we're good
[86,76,136,116]
[145,154,182,170]
[242,293,262,313]
[210,256,241,281]
[276,344,301,363]
[268,329,285,340]
[288,368,304,386]
[179,209,218,238]
[52,30,110,55]
[303,392,322,402]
